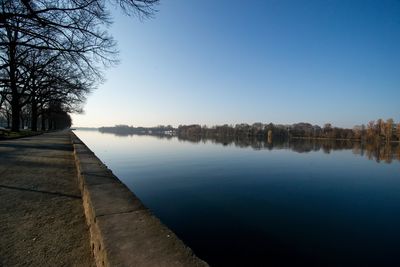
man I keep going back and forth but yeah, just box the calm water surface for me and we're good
[75,130,400,266]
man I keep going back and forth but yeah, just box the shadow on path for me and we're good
[0,184,81,199]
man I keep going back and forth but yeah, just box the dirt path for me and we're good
[0,131,94,266]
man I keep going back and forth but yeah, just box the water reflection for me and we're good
[76,129,400,267]
[98,130,400,164]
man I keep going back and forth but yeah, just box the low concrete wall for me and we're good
[70,132,208,267]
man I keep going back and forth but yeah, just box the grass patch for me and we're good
[0,130,43,140]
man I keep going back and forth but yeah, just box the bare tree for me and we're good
[385,118,394,143]
[396,123,400,142]
[18,49,94,130]
[0,0,158,131]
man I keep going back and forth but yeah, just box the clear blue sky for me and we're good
[72,0,400,128]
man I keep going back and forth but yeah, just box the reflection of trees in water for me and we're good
[177,135,400,163]
[97,129,399,163]
[397,146,400,161]
[99,130,174,140]
[361,142,398,163]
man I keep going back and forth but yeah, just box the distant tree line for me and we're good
[177,119,400,144]
[0,0,158,131]
[99,124,174,136]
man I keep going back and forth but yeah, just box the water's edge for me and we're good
[70,131,208,267]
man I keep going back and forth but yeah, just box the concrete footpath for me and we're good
[0,131,94,266]
[1,131,207,267]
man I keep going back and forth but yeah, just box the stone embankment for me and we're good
[71,132,208,267]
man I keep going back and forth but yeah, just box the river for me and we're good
[74,129,400,266]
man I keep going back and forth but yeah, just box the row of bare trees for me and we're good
[177,119,400,144]
[364,119,400,143]
[0,0,158,131]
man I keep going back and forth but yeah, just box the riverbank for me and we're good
[0,131,94,266]
[0,130,206,266]
[71,131,207,266]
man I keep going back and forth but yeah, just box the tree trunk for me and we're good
[7,113,10,128]
[41,114,46,131]
[31,100,38,131]
[49,118,53,130]
[11,94,20,131]
[20,114,24,130]
[8,28,20,132]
